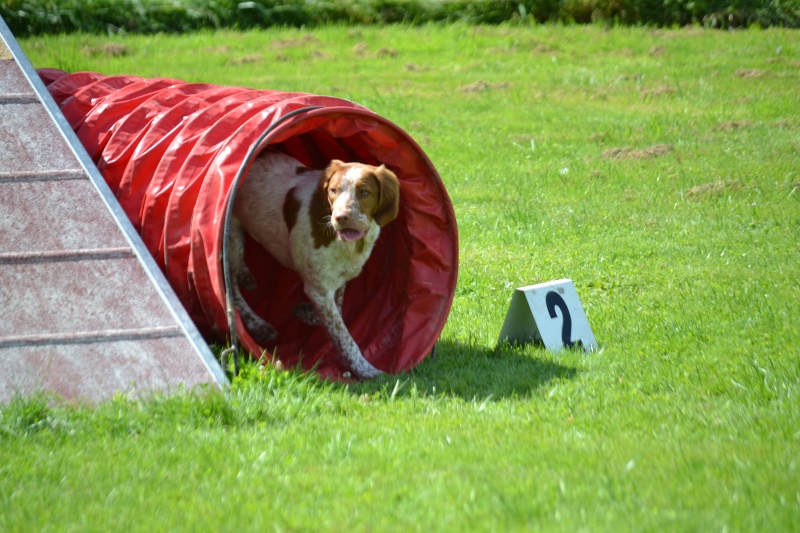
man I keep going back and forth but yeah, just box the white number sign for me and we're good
[498,279,597,353]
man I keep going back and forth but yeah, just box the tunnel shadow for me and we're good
[345,339,578,401]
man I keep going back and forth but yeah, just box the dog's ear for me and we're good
[373,165,400,227]
[315,161,345,219]
[324,160,346,186]
[320,160,345,204]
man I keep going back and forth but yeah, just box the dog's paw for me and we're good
[350,360,384,380]
[292,303,321,326]
[244,319,277,345]
[237,269,257,291]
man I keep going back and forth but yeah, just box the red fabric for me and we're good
[38,70,458,379]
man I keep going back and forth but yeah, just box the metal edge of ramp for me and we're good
[0,16,228,400]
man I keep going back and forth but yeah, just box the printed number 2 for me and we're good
[545,291,583,349]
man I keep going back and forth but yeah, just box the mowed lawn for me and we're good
[3,23,799,531]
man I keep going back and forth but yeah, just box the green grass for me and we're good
[4,24,800,531]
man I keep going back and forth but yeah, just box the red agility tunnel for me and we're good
[37,69,458,379]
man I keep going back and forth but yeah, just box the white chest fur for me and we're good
[293,221,380,296]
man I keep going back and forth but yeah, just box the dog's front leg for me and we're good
[292,285,345,326]
[304,284,382,380]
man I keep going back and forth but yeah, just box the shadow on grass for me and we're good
[347,339,578,401]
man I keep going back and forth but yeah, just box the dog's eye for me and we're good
[358,189,370,198]
[328,188,338,196]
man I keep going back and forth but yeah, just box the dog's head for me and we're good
[322,160,400,242]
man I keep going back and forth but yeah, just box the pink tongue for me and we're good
[339,229,365,242]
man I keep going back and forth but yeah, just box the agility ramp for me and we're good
[0,18,226,402]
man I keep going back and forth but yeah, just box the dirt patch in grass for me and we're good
[376,48,399,58]
[685,180,746,200]
[532,43,556,54]
[611,48,634,57]
[717,120,755,131]
[353,42,372,57]
[83,42,130,57]
[603,144,673,160]
[488,46,516,55]
[457,80,512,94]
[641,84,676,98]
[736,68,769,78]
[204,45,230,54]
[717,120,795,131]
[404,63,433,72]
[228,55,262,65]
[352,43,399,59]
[270,34,319,49]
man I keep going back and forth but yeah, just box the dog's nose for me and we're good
[333,211,349,224]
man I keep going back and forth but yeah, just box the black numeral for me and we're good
[546,291,583,349]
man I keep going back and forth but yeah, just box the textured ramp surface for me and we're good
[0,20,226,402]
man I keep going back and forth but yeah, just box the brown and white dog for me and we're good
[228,150,400,379]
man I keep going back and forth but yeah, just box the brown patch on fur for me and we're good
[282,187,300,233]
[311,168,336,249]
[352,173,380,218]
[603,144,674,160]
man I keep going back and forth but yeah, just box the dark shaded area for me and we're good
[346,339,577,401]
[3,0,797,38]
